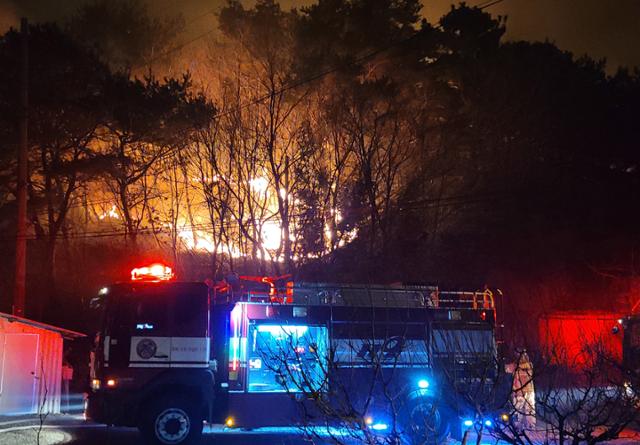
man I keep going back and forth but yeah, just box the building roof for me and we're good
[0,312,86,339]
[540,310,623,320]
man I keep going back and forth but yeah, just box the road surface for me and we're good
[1,415,639,445]
[0,417,313,445]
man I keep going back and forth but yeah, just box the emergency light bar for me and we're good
[131,263,174,282]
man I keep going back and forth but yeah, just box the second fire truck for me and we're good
[87,263,512,444]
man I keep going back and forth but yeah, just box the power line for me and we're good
[477,0,507,10]
[183,9,216,27]
[148,0,180,18]
[2,189,517,243]
[399,190,516,210]
[135,0,216,67]
[134,3,218,69]
[32,198,117,217]
[141,28,216,68]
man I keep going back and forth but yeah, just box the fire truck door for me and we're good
[167,290,210,368]
[105,297,134,369]
[210,306,230,382]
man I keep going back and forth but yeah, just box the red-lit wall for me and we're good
[538,312,622,369]
[0,317,63,415]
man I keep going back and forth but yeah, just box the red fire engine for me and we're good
[86,263,511,445]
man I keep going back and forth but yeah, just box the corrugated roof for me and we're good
[0,312,86,339]
[540,311,623,320]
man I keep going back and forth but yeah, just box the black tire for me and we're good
[139,394,203,445]
[400,397,451,445]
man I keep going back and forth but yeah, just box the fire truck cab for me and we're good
[87,264,510,445]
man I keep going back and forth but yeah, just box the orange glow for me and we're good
[106,379,116,387]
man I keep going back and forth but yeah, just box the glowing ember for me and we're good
[249,177,269,194]
[261,221,282,250]
[98,205,120,220]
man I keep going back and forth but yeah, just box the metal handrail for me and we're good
[434,290,495,309]
[263,284,497,311]
[216,278,497,311]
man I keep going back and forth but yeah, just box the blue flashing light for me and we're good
[484,420,492,427]
[463,419,474,427]
[371,423,388,431]
[417,379,430,389]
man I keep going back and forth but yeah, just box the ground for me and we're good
[0,416,309,445]
[1,416,640,445]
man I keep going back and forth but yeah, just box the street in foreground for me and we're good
[1,415,639,445]
[0,416,308,445]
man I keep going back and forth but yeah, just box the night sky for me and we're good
[1,0,639,72]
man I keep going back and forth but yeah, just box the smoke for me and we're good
[0,1,18,34]
[0,0,637,71]
[0,0,84,27]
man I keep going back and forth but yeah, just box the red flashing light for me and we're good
[131,263,174,282]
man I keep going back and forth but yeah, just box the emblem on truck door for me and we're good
[136,338,157,359]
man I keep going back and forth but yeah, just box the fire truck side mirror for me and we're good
[612,325,620,335]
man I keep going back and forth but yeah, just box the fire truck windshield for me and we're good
[112,283,207,332]
[92,282,209,370]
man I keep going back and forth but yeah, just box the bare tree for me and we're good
[99,74,214,249]
[341,79,414,256]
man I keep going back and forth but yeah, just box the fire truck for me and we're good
[86,263,512,445]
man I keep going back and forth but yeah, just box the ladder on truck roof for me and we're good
[289,283,495,311]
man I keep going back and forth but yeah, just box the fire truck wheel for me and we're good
[139,394,203,445]
[400,398,450,445]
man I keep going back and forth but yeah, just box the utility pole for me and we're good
[13,17,28,317]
